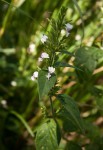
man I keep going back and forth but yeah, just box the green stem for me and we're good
[50,52,55,66]
[49,96,59,127]
[49,96,55,119]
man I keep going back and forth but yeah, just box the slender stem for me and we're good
[49,96,58,127]
[49,96,55,119]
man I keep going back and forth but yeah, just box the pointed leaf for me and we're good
[35,119,58,150]
[38,70,56,100]
[65,141,82,150]
[54,61,82,71]
[58,109,78,132]
[59,50,75,57]
[74,46,103,73]
[74,46,103,81]
[57,94,84,133]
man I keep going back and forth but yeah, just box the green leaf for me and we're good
[0,48,15,55]
[54,61,82,71]
[59,50,75,57]
[58,109,78,132]
[54,61,73,68]
[83,120,100,140]
[38,70,57,100]
[65,141,82,150]
[74,46,103,82]
[57,94,84,133]
[74,46,103,73]
[35,119,58,150]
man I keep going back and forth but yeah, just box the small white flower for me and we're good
[65,23,73,37]
[41,35,48,43]
[31,71,38,81]
[61,29,66,36]
[33,71,38,78]
[38,57,43,62]
[28,43,35,53]
[41,52,49,59]
[31,76,35,81]
[48,67,55,74]
[75,34,81,41]
[1,100,7,108]
[28,43,37,55]
[46,73,51,80]
[1,100,7,105]
[65,23,73,30]
[11,81,17,87]
[66,32,70,37]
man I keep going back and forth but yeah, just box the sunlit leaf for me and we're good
[38,70,57,100]
[35,119,58,150]
[0,48,15,55]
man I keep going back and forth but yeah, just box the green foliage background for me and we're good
[0,0,103,149]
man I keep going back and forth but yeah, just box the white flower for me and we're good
[38,52,49,63]
[41,35,48,43]
[1,100,7,105]
[75,34,81,41]
[31,71,38,81]
[65,23,73,37]
[46,73,51,80]
[46,67,55,80]
[66,32,70,37]
[1,100,7,108]
[33,71,38,78]
[61,29,66,36]
[11,81,17,87]
[65,23,73,30]
[28,43,35,53]
[31,76,35,81]
[41,52,49,59]
[38,57,43,62]
[48,67,55,74]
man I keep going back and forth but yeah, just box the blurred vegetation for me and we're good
[0,0,103,149]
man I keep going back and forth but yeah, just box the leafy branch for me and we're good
[31,7,84,150]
